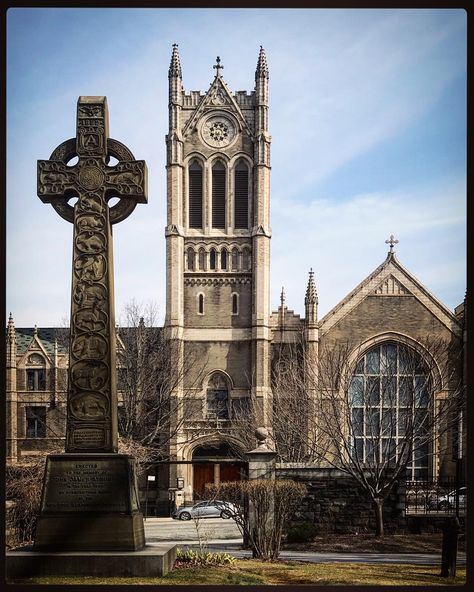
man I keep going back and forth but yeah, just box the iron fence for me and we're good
[405,478,466,515]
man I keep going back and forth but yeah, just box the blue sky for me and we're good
[7,7,466,326]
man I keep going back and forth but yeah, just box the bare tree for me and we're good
[116,300,209,466]
[234,332,464,536]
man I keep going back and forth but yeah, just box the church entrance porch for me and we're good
[191,443,246,502]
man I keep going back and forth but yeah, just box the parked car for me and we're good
[427,487,466,511]
[172,500,239,520]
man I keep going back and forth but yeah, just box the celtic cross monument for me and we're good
[34,97,147,550]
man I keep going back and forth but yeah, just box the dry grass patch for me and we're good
[8,560,466,586]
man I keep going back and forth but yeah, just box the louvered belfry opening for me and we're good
[212,161,226,228]
[189,160,203,228]
[234,160,249,228]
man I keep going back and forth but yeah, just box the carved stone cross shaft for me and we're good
[38,97,147,453]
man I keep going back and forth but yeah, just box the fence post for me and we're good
[440,516,460,578]
[245,428,277,553]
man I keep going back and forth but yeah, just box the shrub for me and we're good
[176,548,236,566]
[206,479,307,560]
[286,522,319,543]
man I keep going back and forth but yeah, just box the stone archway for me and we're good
[191,441,246,500]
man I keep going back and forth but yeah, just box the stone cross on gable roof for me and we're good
[385,234,399,253]
[213,56,224,76]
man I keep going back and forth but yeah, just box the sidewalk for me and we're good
[144,518,466,565]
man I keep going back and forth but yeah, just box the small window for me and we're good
[26,406,46,438]
[27,369,46,391]
[221,249,228,270]
[210,249,217,270]
[231,248,239,271]
[242,248,250,271]
[232,293,239,315]
[199,248,206,270]
[198,293,205,315]
[187,247,195,271]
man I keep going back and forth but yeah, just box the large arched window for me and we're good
[212,161,226,229]
[206,373,229,419]
[234,160,249,229]
[189,160,203,229]
[349,342,430,480]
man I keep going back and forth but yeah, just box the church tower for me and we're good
[165,45,273,443]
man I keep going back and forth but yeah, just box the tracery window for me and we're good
[349,342,430,480]
[26,406,46,438]
[27,369,46,391]
[206,373,229,420]
[189,160,203,229]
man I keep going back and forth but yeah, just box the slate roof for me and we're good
[15,328,68,355]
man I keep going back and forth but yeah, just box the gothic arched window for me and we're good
[187,247,195,271]
[209,248,217,270]
[212,161,226,229]
[189,160,203,229]
[349,342,430,481]
[231,248,239,271]
[26,353,46,391]
[206,372,229,419]
[221,248,228,270]
[198,248,206,271]
[234,160,249,229]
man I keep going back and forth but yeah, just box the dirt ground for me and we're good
[284,533,466,554]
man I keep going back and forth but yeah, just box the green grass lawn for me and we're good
[9,560,466,586]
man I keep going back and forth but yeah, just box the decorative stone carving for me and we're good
[37,96,147,453]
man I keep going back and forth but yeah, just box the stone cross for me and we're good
[213,56,224,76]
[38,96,147,453]
[385,234,399,252]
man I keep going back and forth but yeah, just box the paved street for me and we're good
[144,518,466,565]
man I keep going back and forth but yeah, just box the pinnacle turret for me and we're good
[255,46,269,80]
[7,312,15,343]
[169,43,182,79]
[305,269,318,325]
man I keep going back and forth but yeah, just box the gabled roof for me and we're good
[182,74,253,140]
[319,251,462,337]
[15,328,68,355]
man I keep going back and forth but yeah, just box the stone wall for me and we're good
[276,464,406,534]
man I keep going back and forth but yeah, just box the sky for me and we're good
[6,7,467,327]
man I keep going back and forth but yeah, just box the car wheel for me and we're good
[438,501,450,511]
[220,510,232,519]
[179,511,192,520]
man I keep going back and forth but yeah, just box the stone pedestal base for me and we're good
[34,453,145,551]
[6,544,177,580]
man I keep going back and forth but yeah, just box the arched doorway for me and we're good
[192,442,245,500]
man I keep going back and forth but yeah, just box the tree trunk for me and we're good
[373,497,384,537]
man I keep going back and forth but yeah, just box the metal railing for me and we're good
[405,478,466,515]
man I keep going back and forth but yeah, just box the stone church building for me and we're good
[6,46,465,512]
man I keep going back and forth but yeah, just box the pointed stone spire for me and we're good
[255,45,269,80]
[7,312,16,343]
[305,268,318,325]
[169,43,182,79]
[278,287,286,328]
[280,286,285,308]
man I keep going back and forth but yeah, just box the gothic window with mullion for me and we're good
[349,342,430,480]
[206,373,229,420]
[25,406,47,438]
[212,161,226,229]
[27,368,46,391]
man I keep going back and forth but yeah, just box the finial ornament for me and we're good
[385,234,399,253]
[213,56,224,77]
[280,286,285,307]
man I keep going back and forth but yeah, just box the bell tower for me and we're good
[165,45,272,426]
